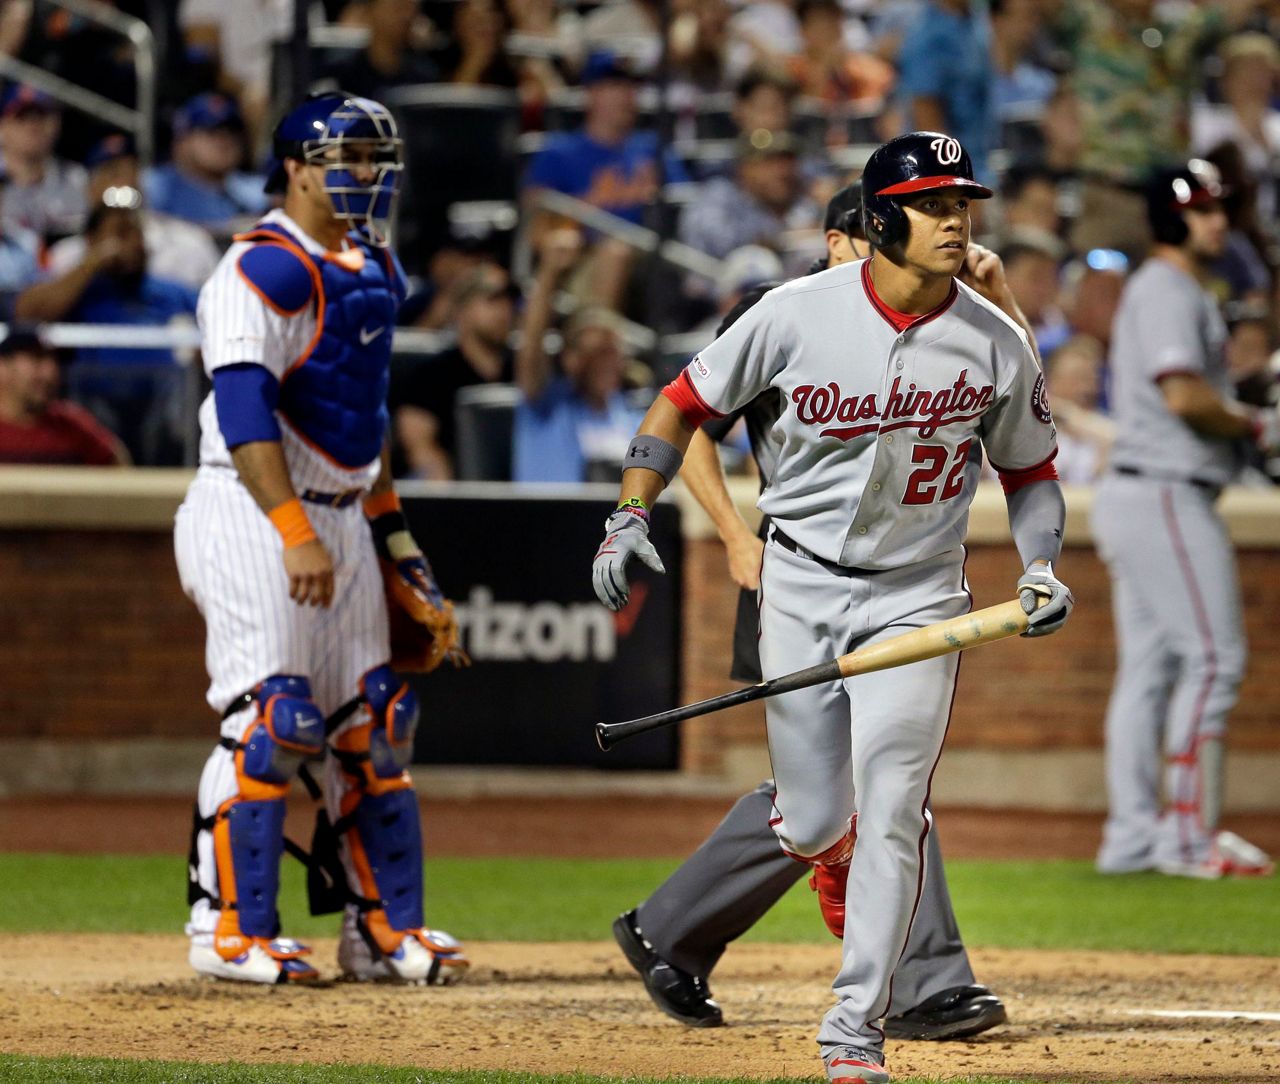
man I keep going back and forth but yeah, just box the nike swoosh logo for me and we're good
[359,325,386,346]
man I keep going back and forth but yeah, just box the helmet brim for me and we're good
[875,175,994,199]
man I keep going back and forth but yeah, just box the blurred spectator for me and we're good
[727,0,802,82]
[1225,299,1276,405]
[0,85,88,241]
[0,214,41,319]
[1202,143,1272,307]
[1192,34,1280,223]
[47,134,221,291]
[989,0,1056,123]
[669,0,734,93]
[1043,334,1113,484]
[732,67,796,137]
[1000,231,1068,349]
[1054,0,1249,258]
[145,94,269,233]
[320,0,443,99]
[504,0,578,116]
[581,0,662,74]
[522,51,687,309]
[391,262,517,479]
[1056,249,1130,361]
[14,198,199,464]
[0,2,30,59]
[1036,78,1083,175]
[178,0,293,151]
[896,0,995,181]
[446,0,522,87]
[513,228,646,482]
[0,325,128,466]
[406,240,496,330]
[679,130,815,261]
[998,165,1063,237]
[687,242,784,338]
[785,0,894,110]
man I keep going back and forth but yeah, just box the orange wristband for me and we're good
[268,498,318,549]
[363,490,402,519]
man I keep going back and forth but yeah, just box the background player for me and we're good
[1093,160,1276,880]
[611,183,1009,1042]
[175,92,468,985]
[592,132,1072,1084]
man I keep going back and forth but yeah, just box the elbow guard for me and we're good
[213,363,282,448]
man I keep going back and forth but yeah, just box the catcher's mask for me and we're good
[266,92,404,247]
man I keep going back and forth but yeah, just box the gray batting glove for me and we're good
[1017,562,1073,637]
[592,507,665,611]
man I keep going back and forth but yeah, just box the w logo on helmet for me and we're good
[930,136,963,166]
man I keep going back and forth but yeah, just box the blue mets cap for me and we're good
[173,92,244,136]
[85,132,138,170]
[1,84,57,118]
[581,51,638,86]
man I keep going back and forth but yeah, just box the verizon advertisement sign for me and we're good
[402,491,682,768]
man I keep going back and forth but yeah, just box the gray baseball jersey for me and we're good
[1107,259,1238,486]
[671,259,1056,568]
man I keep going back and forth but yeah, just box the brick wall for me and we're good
[3,528,1279,771]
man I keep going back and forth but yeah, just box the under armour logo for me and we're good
[930,136,962,166]
[628,446,650,458]
[359,325,386,346]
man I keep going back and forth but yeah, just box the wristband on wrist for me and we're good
[614,496,650,523]
[363,490,402,519]
[364,490,420,562]
[623,434,684,485]
[268,498,317,550]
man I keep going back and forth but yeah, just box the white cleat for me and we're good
[190,938,320,984]
[339,927,470,986]
[1157,832,1275,880]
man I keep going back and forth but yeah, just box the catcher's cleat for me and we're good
[612,909,724,1027]
[190,937,320,984]
[339,926,470,985]
[882,984,1007,1041]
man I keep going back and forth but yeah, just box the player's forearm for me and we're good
[369,443,395,496]
[230,440,300,516]
[619,394,698,507]
[514,270,557,400]
[1161,377,1256,439]
[1005,478,1065,568]
[12,261,96,321]
[681,428,755,546]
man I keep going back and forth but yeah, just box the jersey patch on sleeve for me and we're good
[1031,372,1053,424]
[237,243,315,316]
[691,353,711,379]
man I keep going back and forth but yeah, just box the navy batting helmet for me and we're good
[1145,159,1227,246]
[860,132,992,248]
[264,91,404,246]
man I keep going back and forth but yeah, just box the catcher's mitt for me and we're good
[382,558,470,673]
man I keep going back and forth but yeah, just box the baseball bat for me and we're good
[595,596,1038,751]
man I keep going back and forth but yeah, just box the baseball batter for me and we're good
[593,133,1072,1084]
[1093,160,1276,879]
[612,183,1008,1044]
[175,92,468,985]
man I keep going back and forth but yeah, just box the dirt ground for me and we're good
[3,798,1279,1081]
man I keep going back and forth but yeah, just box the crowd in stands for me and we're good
[0,0,1275,487]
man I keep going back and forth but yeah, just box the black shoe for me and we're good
[882,984,1007,1041]
[611,910,724,1027]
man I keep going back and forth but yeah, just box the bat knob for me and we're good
[595,722,613,752]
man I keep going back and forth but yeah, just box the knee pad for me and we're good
[205,676,325,956]
[362,665,419,779]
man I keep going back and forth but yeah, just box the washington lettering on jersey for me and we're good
[790,368,996,441]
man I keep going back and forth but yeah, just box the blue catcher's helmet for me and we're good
[265,92,404,247]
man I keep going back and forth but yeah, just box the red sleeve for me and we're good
[995,450,1059,496]
[661,370,724,429]
[52,402,120,466]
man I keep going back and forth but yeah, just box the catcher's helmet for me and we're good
[1145,159,1227,246]
[264,91,404,246]
[860,132,992,248]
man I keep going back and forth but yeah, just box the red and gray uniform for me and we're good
[1093,258,1246,872]
[663,258,1056,1049]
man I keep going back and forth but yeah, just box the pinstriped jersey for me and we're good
[682,258,1057,569]
[194,209,384,492]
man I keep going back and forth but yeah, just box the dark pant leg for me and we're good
[636,780,806,977]
[886,822,975,1014]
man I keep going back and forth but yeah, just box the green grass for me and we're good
[0,1056,1105,1084]
[0,854,1276,955]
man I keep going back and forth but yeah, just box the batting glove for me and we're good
[592,503,665,611]
[1017,562,1073,637]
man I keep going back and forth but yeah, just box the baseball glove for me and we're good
[382,556,469,673]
